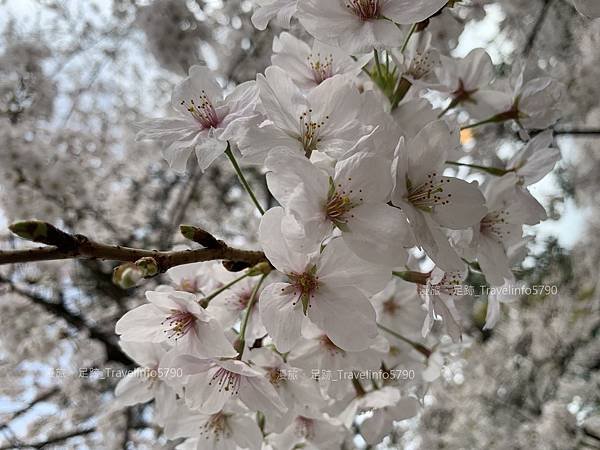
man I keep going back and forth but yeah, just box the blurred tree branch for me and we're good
[0,275,132,365]
[0,427,96,450]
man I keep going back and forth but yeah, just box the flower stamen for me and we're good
[406,173,452,212]
[161,309,196,341]
[180,90,221,129]
[307,53,334,84]
[346,0,380,21]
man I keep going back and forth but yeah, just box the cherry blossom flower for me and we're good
[164,400,263,450]
[113,341,176,426]
[338,386,420,445]
[267,413,346,450]
[240,67,366,164]
[506,130,560,186]
[206,276,267,344]
[271,32,370,90]
[371,277,426,340]
[136,65,258,172]
[173,355,287,415]
[246,347,324,432]
[470,173,541,287]
[473,70,566,131]
[297,0,448,53]
[483,280,524,330]
[391,120,487,271]
[392,31,440,87]
[258,207,390,353]
[287,322,389,399]
[251,0,297,30]
[115,290,237,358]
[163,261,222,294]
[434,48,496,118]
[265,147,412,266]
[420,267,467,342]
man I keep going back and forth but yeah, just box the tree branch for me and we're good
[0,388,60,430]
[523,0,555,57]
[0,222,266,271]
[554,129,600,136]
[0,276,132,365]
[0,427,95,449]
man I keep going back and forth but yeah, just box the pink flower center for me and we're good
[161,309,196,341]
[200,412,232,441]
[430,272,463,296]
[180,90,221,129]
[480,210,511,241]
[407,173,453,212]
[179,277,198,293]
[226,289,252,311]
[298,109,328,157]
[307,53,334,84]
[294,416,316,440]
[319,335,345,356]
[209,367,241,396]
[267,367,286,386]
[383,297,401,316]
[286,269,320,314]
[346,0,380,21]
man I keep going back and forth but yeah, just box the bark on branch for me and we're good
[0,221,267,271]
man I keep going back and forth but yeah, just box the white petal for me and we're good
[317,238,391,296]
[114,369,155,406]
[477,234,513,287]
[342,203,410,267]
[230,414,263,450]
[430,178,487,229]
[308,285,377,351]
[483,294,501,330]
[171,65,222,115]
[115,304,163,342]
[194,138,227,172]
[188,318,238,358]
[259,282,304,353]
[265,148,329,210]
[258,66,306,132]
[383,0,448,24]
[240,375,288,414]
[334,153,393,203]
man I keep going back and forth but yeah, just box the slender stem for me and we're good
[437,96,462,118]
[224,143,265,215]
[445,161,510,176]
[460,115,502,130]
[373,49,384,80]
[391,77,412,110]
[237,273,267,359]
[201,272,250,306]
[400,23,417,53]
[377,323,431,358]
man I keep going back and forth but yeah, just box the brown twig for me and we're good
[0,221,266,272]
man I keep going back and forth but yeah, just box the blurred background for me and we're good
[0,0,598,448]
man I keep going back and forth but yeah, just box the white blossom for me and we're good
[136,65,258,172]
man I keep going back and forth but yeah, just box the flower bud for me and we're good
[112,263,143,289]
[135,257,159,277]
[9,220,77,248]
[180,225,223,249]
[247,261,272,276]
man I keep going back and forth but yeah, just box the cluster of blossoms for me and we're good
[118,1,571,448]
